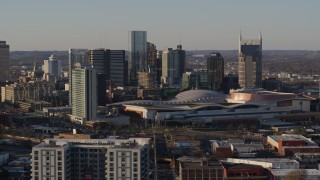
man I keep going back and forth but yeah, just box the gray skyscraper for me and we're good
[207,53,224,91]
[110,50,126,87]
[238,32,262,88]
[161,45,186,86]
[0,41,10,82]
[128,31,147,83]
[90,49,110,78]
[68,49,89,106]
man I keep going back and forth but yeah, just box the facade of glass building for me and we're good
[128,31,147,83]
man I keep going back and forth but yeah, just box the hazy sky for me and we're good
[1,0,319,51]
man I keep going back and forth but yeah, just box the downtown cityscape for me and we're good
[1,1,320,180]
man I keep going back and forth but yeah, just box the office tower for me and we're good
[96,73,107,106]
[182,72,212,90]
[161,45,186,86]
[90,49,110,79]
[68,49,89,106]
[90,49,126,87]
[90,49,108,106]
[70,67,96,124]
[42,55,62,79]
[221,74,239,93]
[128,31,147,83]
[110,50,126,87]
[31,138,150,180]
[0,41,10,82]
[207,53,224,91]
[238,32,262,88]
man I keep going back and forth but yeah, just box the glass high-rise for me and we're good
[207,53,224,91]
[128,31,147,83]
[161,45,186,86]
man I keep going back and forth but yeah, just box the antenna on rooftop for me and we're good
[99,33,102,48]
[105,33,107,49]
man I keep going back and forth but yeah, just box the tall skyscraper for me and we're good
[238,32,262,88]
[161,45,186,86]
[68,49,89,106]
[207,53,224,91]
[0,41,10,82]
[128,31,147,83]
[90,49,110,79]
[70,67,97,124]
[42,55,62,79]
[110,50,126,87]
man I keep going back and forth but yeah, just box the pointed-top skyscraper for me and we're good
[238,32,262,88]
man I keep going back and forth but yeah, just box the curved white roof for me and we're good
[111,89,226,106]
[174,89,226,103]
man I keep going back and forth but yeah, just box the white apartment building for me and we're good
[31,138,150,180]
[70,67,97,124]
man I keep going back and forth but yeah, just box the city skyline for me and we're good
[0,0,319,51]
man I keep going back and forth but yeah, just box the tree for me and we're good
[283,169,307,180]
[292,128,307,136]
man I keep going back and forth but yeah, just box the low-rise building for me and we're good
[294,152,320,169]
[270,169,320,180]
[267,134,319,155]
[231,143,264,153]
[222,163,268,180]
[225,158,299,169]
[176,156,224,180]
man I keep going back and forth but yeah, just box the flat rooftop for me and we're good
[270,169,320,176]
[34,137,150,149]
[269,134,310,142]
[227,158,298,164]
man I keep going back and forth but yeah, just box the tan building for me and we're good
[1,82,53,104]
[53,133,92,139]
[138,71,156,89]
